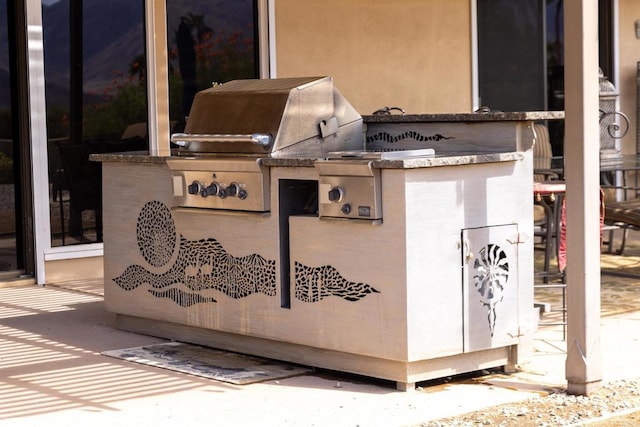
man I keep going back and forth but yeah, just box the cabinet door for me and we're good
[462,224,520,352]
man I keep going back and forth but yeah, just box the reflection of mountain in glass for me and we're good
[38,0,146,107]
[0,0,10,110]
[0,0,256,109]
[167,1,257,119]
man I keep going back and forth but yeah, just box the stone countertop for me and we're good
[264,152,523,169]
[90,151,170,164]
[372,152,523,168]
[91,151,523,169]
[363,111,565,123]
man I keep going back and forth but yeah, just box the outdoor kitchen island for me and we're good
[95,80,561,390]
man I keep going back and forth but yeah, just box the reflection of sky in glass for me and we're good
[546,0,564,43]
[546,0,563,66]
[1,0,9,109]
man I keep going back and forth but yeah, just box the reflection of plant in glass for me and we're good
[0,109,12,139]
[198,29,255,84]
[43,105,71,177]
[46,105,70,140]
[0,110,13,184]
[0,151,12,184]
[83,63,148,140]
[169,13,255,120]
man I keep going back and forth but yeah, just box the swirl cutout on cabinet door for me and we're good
[472,244,510,337]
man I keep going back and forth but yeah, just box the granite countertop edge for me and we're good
[91,151,522,168]
[90,151,171,163]
[370,152,523,168]
[263,152,523,168]
[363,111,565,123]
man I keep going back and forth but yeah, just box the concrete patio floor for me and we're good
[1,229,639,426]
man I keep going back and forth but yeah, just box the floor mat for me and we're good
[102,342,312,385]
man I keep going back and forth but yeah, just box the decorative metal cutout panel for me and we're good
[294,261,380,303]
[113,200,277,307]
[366,131,453,146]
[462,224,519,352]
[472,243,509,337]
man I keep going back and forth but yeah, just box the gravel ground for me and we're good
[421,379,640,426]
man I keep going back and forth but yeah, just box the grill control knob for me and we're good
[227,182,239,197]
[328,187,344,203]
[238,189,248,200]
[188,181,202,195]
[204,182,219,197]
[341,204,352,215]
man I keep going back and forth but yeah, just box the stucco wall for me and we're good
[618,1,640,155]
[273,0,472,115]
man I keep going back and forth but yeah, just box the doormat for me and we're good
[102,342,312,385]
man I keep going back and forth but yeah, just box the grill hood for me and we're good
[172,76,364,157]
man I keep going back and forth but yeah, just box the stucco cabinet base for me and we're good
[99,114,541,390]
[115,313,518,392]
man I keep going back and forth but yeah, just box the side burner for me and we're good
[315,160,382,222]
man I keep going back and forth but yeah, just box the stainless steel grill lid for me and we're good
[172,76,364,157]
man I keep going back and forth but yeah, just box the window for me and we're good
[0,0,20,271]
[477,0,614,156]
[477,0,546,112]
[43,0,147,246]
[42,0,259,247]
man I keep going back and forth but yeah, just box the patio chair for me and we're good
[56,136,146,243]
[533,124,562,275]
[532,124,567,338]
[603,197,640,253]
[537,188,606,340]
[533,123,561,182]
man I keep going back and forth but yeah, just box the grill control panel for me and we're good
[318,177,382,220]
[315,160,382,221]
[186,180,248,200]
[166,158,270,212]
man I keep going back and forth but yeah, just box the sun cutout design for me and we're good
[472,244,509,337]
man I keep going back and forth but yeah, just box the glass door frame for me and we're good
[1,0,37,279]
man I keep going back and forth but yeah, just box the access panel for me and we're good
[462,224,521,353]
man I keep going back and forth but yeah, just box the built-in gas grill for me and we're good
[102,85,542,390]
[167,76,363,213]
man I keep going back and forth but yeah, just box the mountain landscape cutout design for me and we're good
[113,200,381,307]
[113,200,277,307]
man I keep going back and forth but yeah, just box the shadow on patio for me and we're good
[0,285,235,421]
[0,228,639,426]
